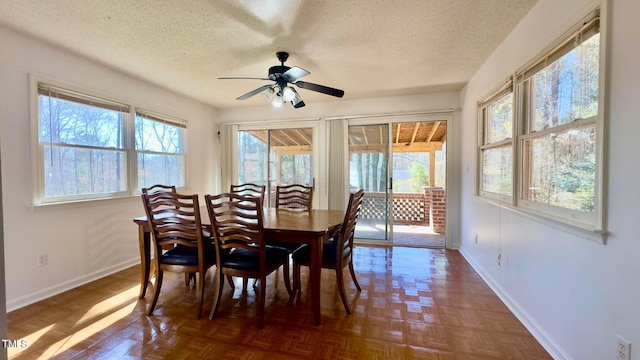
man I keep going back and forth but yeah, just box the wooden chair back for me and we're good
[275,184,313,210]
[142,184,177,194]
[230,183,266,202]
[141,191,206,266]
[335,189,365,268]
[206,193,264,255]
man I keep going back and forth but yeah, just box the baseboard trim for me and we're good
[458,247,571,360]
[7,258,140,312]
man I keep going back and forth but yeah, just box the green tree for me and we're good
[409,163,428,192]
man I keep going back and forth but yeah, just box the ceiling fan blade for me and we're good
[282,66,310,82]
[294,81,344,98]
[236,84,273,100]
[293,100,306,108]
[219,77,270,80]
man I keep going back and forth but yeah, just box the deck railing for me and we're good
[360,187,446,233]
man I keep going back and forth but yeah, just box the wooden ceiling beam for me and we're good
[280,130,301,146]
[295,129,311,144]
[410,122,420,144]
[426,121,441,143]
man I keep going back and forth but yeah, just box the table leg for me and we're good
[310,233,324,325]
[138,225,151,299]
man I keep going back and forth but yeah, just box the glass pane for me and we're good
[523,126,596,212]
[486,92,513,143]
[39,95,124,148]
[349,124,389,241]
[531,33,599,131]
[44,145,126,197]
[238,128,313,207]
[237,130,269,186]
[270,128,313,186]
[482,146,512,195]
[135,115,184,153]
[392,153,429,192]
[137,153,185,188]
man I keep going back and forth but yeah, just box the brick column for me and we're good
[426,187,446,233]
[422,187,431,226]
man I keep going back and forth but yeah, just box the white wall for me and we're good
[0,26,217,311]
[459,0,640,359]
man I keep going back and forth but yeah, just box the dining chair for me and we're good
[291,189,364,314]
[227,183,267,290]
[275,184,314,210]
[205,192,291,328]
[142,184,195,287]
[141,191,217,318]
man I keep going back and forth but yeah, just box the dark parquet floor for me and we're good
[7,246,551,359]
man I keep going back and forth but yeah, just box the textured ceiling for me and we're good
[0,0,538,109]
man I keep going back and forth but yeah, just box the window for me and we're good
[517,9,601,229]
[34,81,187,204]
[135,111,186,189]
[477,8,605,239]
[478,81,514,201]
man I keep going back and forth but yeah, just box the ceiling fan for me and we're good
[219,51,344,108]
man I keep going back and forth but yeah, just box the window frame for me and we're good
[31,76,188,205]
[477,79,515,203]
[134,109,188,192]
[476,7,607,243]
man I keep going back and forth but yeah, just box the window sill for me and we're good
[31,194,139,209]
[474,196,608,244]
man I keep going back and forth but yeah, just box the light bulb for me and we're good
[282,86,296,102]
[272,94,284,108]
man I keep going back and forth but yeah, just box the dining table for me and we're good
[133,206,345,325]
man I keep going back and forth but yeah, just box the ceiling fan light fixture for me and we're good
[282,86,296,102]
[272,93,284,108]
[261,87,276,103]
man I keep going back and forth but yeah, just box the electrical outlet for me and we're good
[497,253,502,266]
[617,335,631,360]
[474,234,478,244]
[37,253,48,267]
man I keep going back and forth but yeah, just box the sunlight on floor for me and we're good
[9,284,140,359]
[393,224,439,235]
[45,302,137,358]
[7,324,54,357]
[74,285,140,324]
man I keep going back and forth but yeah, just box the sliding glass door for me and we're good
[348,118,448,247]
[237,126,315,207]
